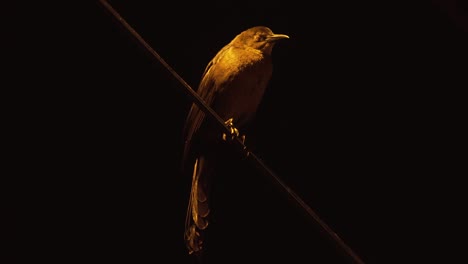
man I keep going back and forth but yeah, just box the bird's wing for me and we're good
[181,45,233,170]
[184,44,232,142]
[183,62,216,146]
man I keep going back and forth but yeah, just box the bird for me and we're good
[181,26,289,259]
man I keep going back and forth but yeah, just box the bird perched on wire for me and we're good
[181,26,289,260]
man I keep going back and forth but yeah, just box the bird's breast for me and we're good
[210,49,273,127]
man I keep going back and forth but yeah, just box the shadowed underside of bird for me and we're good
[182,26,289,259]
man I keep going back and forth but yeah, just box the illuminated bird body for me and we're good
[182,26,289,257]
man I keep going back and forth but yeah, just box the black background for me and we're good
[17,1,467,263]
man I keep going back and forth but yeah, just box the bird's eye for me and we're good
[256,34,266,42]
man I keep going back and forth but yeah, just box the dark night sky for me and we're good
[20,1,466,264]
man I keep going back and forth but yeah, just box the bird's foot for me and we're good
[222,118,250,158]
[222,118,245,143]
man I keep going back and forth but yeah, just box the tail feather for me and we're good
[185,156,212,256]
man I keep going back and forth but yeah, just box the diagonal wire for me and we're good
[97,1,365,263]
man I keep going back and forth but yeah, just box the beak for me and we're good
[267,33,290,42]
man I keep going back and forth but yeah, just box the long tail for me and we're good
[185,155,212,257]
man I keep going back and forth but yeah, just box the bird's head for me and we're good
[235,26,289,55]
